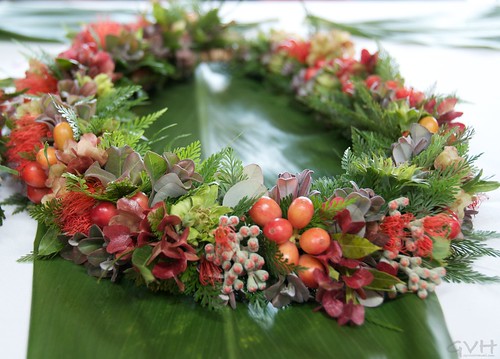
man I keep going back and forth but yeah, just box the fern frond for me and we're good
[173,140,202,165]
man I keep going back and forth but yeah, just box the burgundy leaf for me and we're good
[152,258,187,280]
[338,258,361,269]
[335,209,365,234]
[342,268,374,289]
[377,261,398,276]
[316,240,343,267]
[103,225,132,254]
[338,301,365,326]
[438,111,463,123]
[313,268,343,291]
[66,156,94,174]
[321,292,344,318]
[437,97,457,115]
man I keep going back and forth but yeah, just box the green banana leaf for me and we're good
[0,3,136,42]
[142,63,348,183]
[28,65,457,359]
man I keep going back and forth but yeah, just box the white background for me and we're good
[1,2,499,358]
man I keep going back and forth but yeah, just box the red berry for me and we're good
[287,196,314,229]
[21,162,48,188]
[298,254,325,288]
[299,227,331,255]
[264,218,293,244]
[26,185,51,204]
[249,196,282,226]
[90,202,119,228]
[130,191,149,210]
[278,241,299,267]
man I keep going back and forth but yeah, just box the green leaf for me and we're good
[0,164,19,176]
[140,63,348,183]
[329,266,340,281]
[365,269,404,291]
[333,233,382,259]
[29,258,458,359]
[144,151,167,184]
[36,226,63,257]
[131,246,155,284]
[432,237,452,261]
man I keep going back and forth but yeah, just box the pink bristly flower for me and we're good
[59,43,116,79]
[6,114,51,171]
[15,59,58,95]
[360,49,378,73]
[73,20,126,49]
[277,39,311,64]
[380,213,414,254]
[57,191,97,236]
[199,257,223,287]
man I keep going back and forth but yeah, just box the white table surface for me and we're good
[1,2,500,358]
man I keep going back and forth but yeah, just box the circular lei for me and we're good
[1,3,498,327]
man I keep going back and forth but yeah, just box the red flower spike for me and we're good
[57,191,97,236]
[341,268,374,289]
[385,80,399,91]
[6,114,50,171]
[365,75,381,90]
[15,60,58,95]
[395,87,410,99]
[73,21,125,49]
[415,235,433,257]
[277,39,311,64]
[423,213,460,239]
[380,213,414,254]
[199,258,222,287]
[360,49,378,73]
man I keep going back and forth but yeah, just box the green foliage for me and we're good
[351,128,393,158]
[96,85,144,117]
[28,200,61,227]
[0,193,31,215]
[198,148,226,183]
[411,132,451,168]
[214,148,247,196]
[375,48,402,81]
[182,264,225,311]
[173,140,202,166]
[230,196,258,219]
[443,232,500,283]
[99,179,138,202]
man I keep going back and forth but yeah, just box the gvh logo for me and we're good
[448,340,497,358]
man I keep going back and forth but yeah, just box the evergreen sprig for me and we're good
[198,149,226,183]
[215,148,247,196]
[28,199,61,227]
[96,85,144,117]
[0,193,31,215]
[173,140,202,165]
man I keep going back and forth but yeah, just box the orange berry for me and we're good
[53,122,74,149]
[36,147,58,169]
[418,116,439,134]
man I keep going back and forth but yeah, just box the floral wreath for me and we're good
[1,3,499,327]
